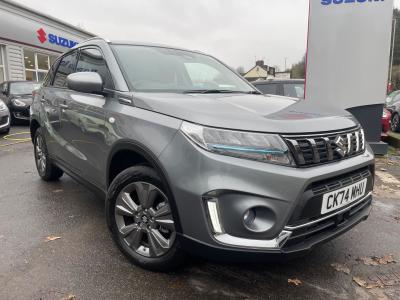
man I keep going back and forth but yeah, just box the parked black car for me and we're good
[0,81,41,124]
[253,79,305,99]
[386,90,400,132]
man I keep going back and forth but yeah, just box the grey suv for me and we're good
[30,38,375,271]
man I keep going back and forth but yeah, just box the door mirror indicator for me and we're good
[67,72,104,94]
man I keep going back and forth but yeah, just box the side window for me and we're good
[43,58,60,87]
[53,51,78,88]
[76,48,113,89]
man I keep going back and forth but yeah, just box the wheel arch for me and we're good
[30,118,41,143]
[107,140,182,233]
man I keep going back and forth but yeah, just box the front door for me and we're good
[60,47,113,189]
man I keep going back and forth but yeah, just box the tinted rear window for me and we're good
[255,83,279,95]
[283,83,304,98]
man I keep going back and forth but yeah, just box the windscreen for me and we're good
[10,82,41,95]
[112,45,255,93]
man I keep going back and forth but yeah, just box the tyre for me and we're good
[106,166,185,271]
[391,113,400,132]
[34,128,64,181]
[0,128,10,135]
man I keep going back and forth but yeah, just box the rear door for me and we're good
[61,47,112,188]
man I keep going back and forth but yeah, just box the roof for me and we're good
[107,40,206,54]
[0,0,95,37]
[243,65,269,79]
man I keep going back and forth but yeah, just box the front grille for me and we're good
[284,195,372,249]
[283,128,365,167]
[311,167,371,195]
[287,166,373,226]
[0,116,9,126]
[21,108,30,117]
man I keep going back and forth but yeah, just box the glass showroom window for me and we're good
[24,49,57,82]
[0,46,5,83]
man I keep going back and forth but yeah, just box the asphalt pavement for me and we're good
[1,125,400,300]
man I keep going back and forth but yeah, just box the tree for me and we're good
[236,66,245,75]
[388,9,400,89]
[392,9,400,66]
[290,55,306,79]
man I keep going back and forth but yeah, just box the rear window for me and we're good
[255,83,279,95]
[283,83,304,99]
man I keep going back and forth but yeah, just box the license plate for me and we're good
[321,179,367,215]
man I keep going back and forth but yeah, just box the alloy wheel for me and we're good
[35,135,47,175]
[114,182,176,258]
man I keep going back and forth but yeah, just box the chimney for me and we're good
[255,60,265,67]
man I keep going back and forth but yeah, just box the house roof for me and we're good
[243,65,269,78]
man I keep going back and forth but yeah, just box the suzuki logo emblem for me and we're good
[37,28,47,44]
[334,136,348,158]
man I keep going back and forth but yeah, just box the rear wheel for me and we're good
[392,113,400,132]
[107,166,185,271]
[34,128,64,181]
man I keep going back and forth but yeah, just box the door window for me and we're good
[53,51,78,88]
[43,58,60,87]
[76,48,113,89]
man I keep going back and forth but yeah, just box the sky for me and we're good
[12,0,310,72]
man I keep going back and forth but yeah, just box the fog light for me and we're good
[243,209,256,227]
[242,206,275,233]
[207,200,223,234]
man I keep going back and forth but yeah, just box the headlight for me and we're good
[0,101,6,112]
[180,121,295,166]
[12,99,26,107]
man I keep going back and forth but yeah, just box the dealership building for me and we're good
[0,0,94,83]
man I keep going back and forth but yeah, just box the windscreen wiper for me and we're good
[183,89,261,94]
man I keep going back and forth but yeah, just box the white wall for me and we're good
[305,0,393,109]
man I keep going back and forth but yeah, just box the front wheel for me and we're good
[392,113,400,132]
[34,128,64,181]
[106,166,185,271]
[0,128,10,135]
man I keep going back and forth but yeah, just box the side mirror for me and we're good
[67,72,104,94]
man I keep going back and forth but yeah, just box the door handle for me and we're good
[59,103,69,109]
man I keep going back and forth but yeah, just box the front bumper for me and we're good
[159,131,375,256]
[11,105,30,121]
[0,110,10,131]
[178,195,371,262]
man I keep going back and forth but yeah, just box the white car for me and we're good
[0,99,10,134]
